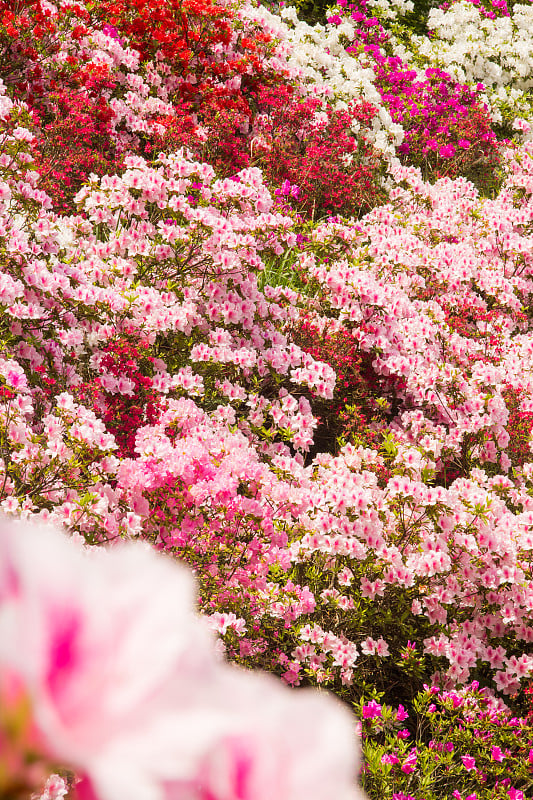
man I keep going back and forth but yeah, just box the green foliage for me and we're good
[402,0,441,35]
[258,248,302,291]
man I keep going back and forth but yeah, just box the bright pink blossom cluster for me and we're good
[329,0,500,188]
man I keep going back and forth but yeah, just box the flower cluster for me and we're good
[253,86,386,217]
[382,0,533,133]
[360,683,533,799]
[3,0,533,794]
[325,0,502,189]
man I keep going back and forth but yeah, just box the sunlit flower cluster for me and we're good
[3,0,533,796]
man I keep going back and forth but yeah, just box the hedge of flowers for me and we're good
[4,0,533,797]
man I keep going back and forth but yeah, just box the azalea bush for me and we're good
[325,0,503,191]
[252,86,387,217]
[388,0,533,134]
[288,313,389,454]
[360,683,533,799]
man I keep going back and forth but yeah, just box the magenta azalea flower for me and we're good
[461,755,476,771]
[439,144,456,158]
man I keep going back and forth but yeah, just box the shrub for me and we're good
[254,85,387,218]
[360,684,533,799]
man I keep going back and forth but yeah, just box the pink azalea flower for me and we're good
[462,755,476,771]
[400,748,417,774]
[375,638,390,657]
[507,790,525,800]
[362,700,382,719]
[176,671,364,800]
[0,517,226,800]
[36,774,69,800]
[439,144,456,158]
[491,745,505,762]
[396,705,409,722]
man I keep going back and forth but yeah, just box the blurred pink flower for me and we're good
[176,671,362,800]
[0,517,366,800]
[0,517,227,800]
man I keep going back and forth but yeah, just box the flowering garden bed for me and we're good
[3,0,533,797]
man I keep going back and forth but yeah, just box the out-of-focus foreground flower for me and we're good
[0,516,366,800]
